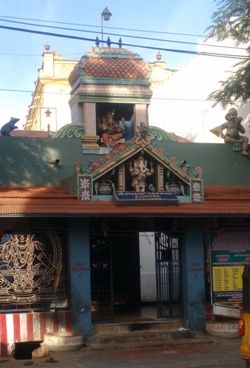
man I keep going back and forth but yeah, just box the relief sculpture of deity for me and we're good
[0,233,62,304]
[129,155,154,192]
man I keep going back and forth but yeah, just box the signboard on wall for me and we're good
[114,192,179,204]
[211,231,250,306]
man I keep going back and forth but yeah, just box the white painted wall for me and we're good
[139,232,156,302]
[149,38,250,143]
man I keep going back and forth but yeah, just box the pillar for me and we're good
[82,102,96,135]
[82,102,99,150]
[134,104,148,131]
[68,219,92,338]
[182,221,206,330]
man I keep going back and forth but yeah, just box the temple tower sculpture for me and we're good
[68,46,152,152]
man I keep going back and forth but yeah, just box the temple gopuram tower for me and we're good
[68,46,152,152]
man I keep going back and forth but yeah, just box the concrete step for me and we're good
[89,320,209,350]
[92,319,183,335]
[89,332,208,350]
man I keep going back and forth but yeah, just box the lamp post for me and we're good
[101,7,112,46]
[40,107,57,131]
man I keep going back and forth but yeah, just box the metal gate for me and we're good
[90,235,113,322]
[155,232,181,318]
[91,230,181,322]
[90,230,140,322]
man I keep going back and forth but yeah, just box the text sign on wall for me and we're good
[211,231,250,305]
[114,192,179,204]
[212,265,244,292]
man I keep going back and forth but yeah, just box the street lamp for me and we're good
[40,107,57,131]
[101,7,112,46]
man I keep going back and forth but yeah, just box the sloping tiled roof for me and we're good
[69,47,149,85]
[83,57,148,80]
[1,186,250,217]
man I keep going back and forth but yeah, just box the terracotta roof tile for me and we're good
[69,47,150,85]
[1,186,250,217]
[84,57,148,80]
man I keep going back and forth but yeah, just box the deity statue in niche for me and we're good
[98,109,135,147]
[129,155,154,192]
[99,110,125,147]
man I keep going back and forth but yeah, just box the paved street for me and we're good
[0,337,247,368]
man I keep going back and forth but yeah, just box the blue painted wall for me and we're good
[68,219,92,338]
[182,222,206,330]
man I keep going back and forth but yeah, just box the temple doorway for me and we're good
[90,222,182,323]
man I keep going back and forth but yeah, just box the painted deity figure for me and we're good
[100,110,124,147]
[129,155,154,192]
[219,108,249,155]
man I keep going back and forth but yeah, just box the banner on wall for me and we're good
[211,231,250,307]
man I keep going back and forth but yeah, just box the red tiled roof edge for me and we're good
[1,186,250,216]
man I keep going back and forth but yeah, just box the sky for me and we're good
[148,36,250,143]
[0,0,218,129]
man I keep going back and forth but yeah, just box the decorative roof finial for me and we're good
[95,37,100,47]
[107,37,111,47]
[44,44,50,51]
[156,51,161,61]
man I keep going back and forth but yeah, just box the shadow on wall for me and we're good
[0,136,82,186]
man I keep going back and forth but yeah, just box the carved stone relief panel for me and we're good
[0,231,62,304]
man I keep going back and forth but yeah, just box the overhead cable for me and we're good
[0,24,248,60]
[0,14,207,38]
[0,17,246,51]
[1,87,249,103]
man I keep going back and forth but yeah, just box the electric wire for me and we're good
[0,14,208,38]
[0,16,246,51]
[0,24,248,60]
[1,88,249,104]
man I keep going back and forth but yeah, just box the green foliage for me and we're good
[207,0,250,106]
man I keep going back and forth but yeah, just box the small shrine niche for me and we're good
[165,170,187,196]
[92,151,190,199]
[127,153,155,193]
[68,47,151,152]
[76,126,204,204]
[96,103,135,148]
[94,170,117,196]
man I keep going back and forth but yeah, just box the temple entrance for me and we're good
[90,225,182,323]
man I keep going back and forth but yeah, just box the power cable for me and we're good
[0,14,207,38]
[0,17,246,51]
[1,87,249,104]
[0,24,248,60]
[0,51,80,57]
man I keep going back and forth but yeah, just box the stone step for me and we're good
[92,329,195,344]
[89,319,209,350]
[89,329,207,350]
[93,319,183,335]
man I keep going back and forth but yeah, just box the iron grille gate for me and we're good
[91,231,181,322]
[91,237,113,322]
[155,232,181,318]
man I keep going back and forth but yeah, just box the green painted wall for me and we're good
[0,137,83,186]
[164,142,250,186]
[1,134,250,187]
